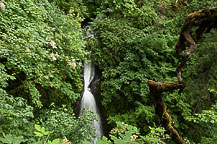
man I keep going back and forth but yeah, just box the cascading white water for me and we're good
[79,62,103,143]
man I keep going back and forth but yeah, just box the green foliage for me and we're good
[186,0,217,12]
[187,101,217,124]
[177,30,217,142]
[0,89,97,143]
[97,0,157,29]
[0,134,24,144]
[88,12,178,129]
[183,31,217,113]
[87,1,217,143]
[32,124,76,144]
[199,135,217,144]
[33,124,63,144]
[34,124,51,137]
[1,0,217,144]
[0,0,86,108]
[0,89,34,142]
[48,0,88,18]
[0,1,95,143]
[185,89,217,144]
[39,106,97,143]
[97,122,169,144]
[164,91,192,129]
[186,101,217,143]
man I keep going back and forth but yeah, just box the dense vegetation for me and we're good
[0,0,96,143]
[0,0,217,143]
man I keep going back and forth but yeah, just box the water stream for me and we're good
[79,62,103,143]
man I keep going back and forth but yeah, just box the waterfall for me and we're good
[79,62,103,143]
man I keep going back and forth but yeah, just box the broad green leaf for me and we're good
[34,131,43,137]
[34,124,42,132]
[48,139,60,144]
[41,127,49,135]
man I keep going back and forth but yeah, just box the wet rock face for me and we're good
[89,65,109,136]
[90,66,101,97]
[74,64,109,136]
[74,90,84,117]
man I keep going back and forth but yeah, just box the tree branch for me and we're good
[147,7,217,144]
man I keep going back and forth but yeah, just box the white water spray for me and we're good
[79,62,103,143]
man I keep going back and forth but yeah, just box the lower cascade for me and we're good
[79,62,103,143]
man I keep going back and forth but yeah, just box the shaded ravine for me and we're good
[79,62,103,143]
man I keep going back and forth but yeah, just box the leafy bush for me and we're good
[88,15,178,129]
[179,31,217,142]
[97,122,169,144]
[39,106,98,143]
[87,1,217,143]
[33,124,71,144]
[48,0,89,18]
[0,0,86,108]
[97,0,157,29]
[0,0,96,143]
[0,89,35,143]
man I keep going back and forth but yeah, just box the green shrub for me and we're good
[0,0,86,108]
[0,0,95,143]
[88,15,179,130]
[0,89,35,143]
[39,106,98,143]
[97,122,169,144]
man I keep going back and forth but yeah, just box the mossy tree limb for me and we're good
[176,6,217,84]
[148,80,186,144]
[148,7,217,144]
